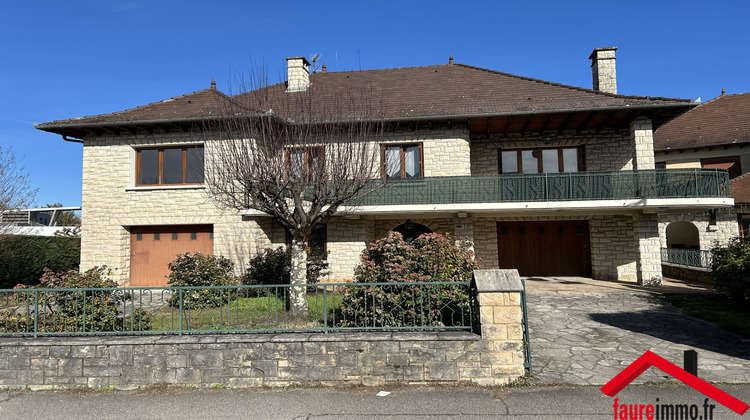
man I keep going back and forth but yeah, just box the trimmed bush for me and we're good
[711,238,750,304]
[167,252,237,309]
[0,235,80,289]
[340,232,478,328]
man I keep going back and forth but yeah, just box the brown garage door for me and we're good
[497,221,591,277]
[130,225,214,287]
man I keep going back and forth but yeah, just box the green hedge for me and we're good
[0,235,80,289]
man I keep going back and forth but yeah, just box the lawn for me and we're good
[660,293,750,339]
[148,294,344,332]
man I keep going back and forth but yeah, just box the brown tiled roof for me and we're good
[654,93,750,151]
[731,171,750,204]
[37,62,696,137]
[35,87,239,135]
[244,64,693,120]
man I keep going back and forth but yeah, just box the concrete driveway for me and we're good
[524,276,750,385]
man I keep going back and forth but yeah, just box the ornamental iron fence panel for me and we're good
[0,281,473,337]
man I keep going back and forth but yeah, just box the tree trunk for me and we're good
[289,240,308,316]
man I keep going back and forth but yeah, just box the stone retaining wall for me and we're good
[662,264,713,284]
[0,270,526,390]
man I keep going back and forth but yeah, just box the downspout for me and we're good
[62,135,84,143]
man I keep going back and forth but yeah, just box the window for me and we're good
[136,146,204,186]
[381,144,423,179]
[286,147,324,180]
[498,147,583,174]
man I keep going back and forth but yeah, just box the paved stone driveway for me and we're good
[524,277,750,385]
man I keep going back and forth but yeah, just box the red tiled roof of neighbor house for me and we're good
[36,62,696,136]
[654,92,750,151]
[731,171,750,204]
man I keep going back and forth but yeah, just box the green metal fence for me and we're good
[355,169,730,206]
[0,281,473,337]
[661,248,713,269]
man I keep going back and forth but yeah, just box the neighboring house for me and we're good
[0,207,81,236]
[654,92,750,266]
[35,48,731,287]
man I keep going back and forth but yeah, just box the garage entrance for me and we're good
[130,225,214,287]
[497,221,591,277]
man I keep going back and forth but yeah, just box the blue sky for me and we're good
[1,0,748,207]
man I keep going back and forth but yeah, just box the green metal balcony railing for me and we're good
[0,281,474,337]
[354,169,730,206]
[661,248,713,269]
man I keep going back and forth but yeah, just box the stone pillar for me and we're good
[635,213,662,286]
[473,269,526,385]
[631,117,655,171]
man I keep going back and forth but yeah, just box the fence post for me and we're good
[33,290,39,338]
[472,269,527,385]
[178,289,183,336]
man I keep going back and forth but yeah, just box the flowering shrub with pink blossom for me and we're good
[0,267,150,333]
[339,232,478,328]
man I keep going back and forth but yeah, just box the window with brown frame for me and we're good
[381,143,423,179]
[136,146,204,186]
[498,147,584,174]
[286,147,325,180]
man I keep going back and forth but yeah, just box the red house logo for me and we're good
[601,351,748,415]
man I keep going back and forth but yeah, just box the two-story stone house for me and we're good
[35,48,732,287]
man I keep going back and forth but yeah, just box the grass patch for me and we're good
[148,294,343,332]
[660,293,750,338]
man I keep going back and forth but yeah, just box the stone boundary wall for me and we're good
[0,270,526,390]
[662,263,713,284]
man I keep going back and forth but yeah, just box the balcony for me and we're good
[354,169,730,207]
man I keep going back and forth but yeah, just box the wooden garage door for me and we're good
[130,225,213,287]
[497,221,591,277]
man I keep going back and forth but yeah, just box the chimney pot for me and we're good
[589,47,618,94]
[286,56,311,92]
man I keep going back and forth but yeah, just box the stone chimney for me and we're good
[286,56,311,92]
[589,47,618,94]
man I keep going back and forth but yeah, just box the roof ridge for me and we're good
[452,63,693,103]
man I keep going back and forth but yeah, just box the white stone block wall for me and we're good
[589,215,638,282]
[81,132,263,285]
[658,210,739,250]
[631,117,655,170]
[325,218,366,282]
[635,213,662,285]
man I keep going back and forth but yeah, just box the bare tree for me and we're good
[204,69,386,314]
[0,147,37,235]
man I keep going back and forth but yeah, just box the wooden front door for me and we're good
[130,225,213,287]
[497,221,591,277]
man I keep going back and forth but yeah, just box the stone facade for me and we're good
[658,211,738,251]
[589,215,638,281]
[77,114,704,286]
[81,132,261,285]
[0,270,527,389]
[470,128,635,175]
